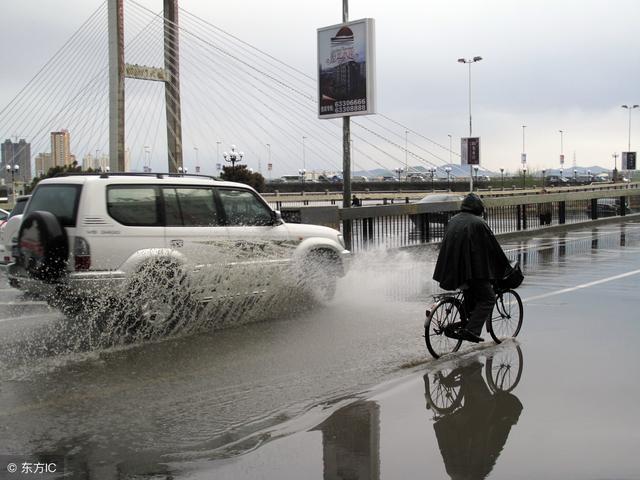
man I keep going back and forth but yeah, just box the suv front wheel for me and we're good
[300,249,340,302]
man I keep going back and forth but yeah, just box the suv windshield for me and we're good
[26,185,81,227]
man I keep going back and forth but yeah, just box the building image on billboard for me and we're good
[317,18,375,119]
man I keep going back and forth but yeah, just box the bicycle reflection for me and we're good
[423,344,524,480]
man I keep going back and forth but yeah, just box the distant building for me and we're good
[35,152,53,176]
[51,129,72,167]
[1,138,32,182]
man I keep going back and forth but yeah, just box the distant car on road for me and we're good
[546,175,569,186]
[352,175,369,183]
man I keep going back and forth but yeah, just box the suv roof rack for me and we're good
[53,172,220,181]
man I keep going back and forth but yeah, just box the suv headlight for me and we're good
[337,234,346,249]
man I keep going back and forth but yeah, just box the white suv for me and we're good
[8,173,349,329]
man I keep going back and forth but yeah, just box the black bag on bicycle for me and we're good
[497,261,524,289]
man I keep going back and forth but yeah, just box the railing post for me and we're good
[516,205,522,230]
[559,201,566,224]
[522,204,528,230]
[590,198,598,220]
[620,196,627,216]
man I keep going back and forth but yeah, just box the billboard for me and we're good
[622,151,636,170]
[461,137,481,165]
[317,18,376,119]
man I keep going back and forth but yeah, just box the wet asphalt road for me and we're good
[0,220,639,479]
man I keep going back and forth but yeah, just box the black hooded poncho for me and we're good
[433,194,511,291]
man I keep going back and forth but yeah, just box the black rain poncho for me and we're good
[433,194,511,291]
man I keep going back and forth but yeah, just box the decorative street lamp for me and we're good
[193,146,199,173]
[612,152,619,181]
[559,129,565,167]
[177,166,188,175]
[473,166,479,189]
[458,55,483,192]
[445,166,452,191]
[216,141,222,168]
[395,167,404,182]
[522,167,527,190]
[429,167,436,191]
[265,143,272,180]
[500,168,505,190]
[299,168,306,186]
[542,169,546,189]
[223,145,244,171]
[573,169,577,183]
[5,164,19,204]
[621,104,639,152]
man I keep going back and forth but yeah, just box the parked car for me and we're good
[546,175,569,186]
[0,195,31,265]
[0,208,8,227]
[8,174,350,332]
[352,175,369,183]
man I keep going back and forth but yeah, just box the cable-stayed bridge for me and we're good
[0,0,468,179]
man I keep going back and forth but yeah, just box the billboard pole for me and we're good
[342,0,352,249]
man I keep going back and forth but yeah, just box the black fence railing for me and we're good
[334,187,640,253]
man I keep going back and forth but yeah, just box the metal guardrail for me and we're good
[281,183,640,252]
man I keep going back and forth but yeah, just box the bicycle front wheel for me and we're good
[425,298,464,359]
[487,289,523,343]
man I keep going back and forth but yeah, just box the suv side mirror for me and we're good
[271,210,283,225]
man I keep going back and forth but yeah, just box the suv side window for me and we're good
[26,185,80,227]
[163,187,219,226]
[218,189,273,226]
[107,186,160,226]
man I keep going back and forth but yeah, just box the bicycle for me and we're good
[424,286,523,359]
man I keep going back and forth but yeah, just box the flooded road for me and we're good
[1,220,639,479]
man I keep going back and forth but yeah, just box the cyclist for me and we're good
[432,193,512,343]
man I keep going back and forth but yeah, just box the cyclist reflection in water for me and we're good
[433,193,512,343]
[424,359,523,480]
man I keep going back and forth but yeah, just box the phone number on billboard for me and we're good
[322,99,367,114]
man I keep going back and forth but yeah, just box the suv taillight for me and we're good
[74,236,91,271]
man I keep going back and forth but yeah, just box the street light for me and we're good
[6,164,19,203]
[587,169,591,182]
[143,145,151,172]
[573,169,577,183]
[521,125,527,167]
[445,166,452,190]
[542,169,546,189]
[621,104,639,152]
[302,136,307,171]
[458,55,483,192]
[500,168,504,190]
[265,143,271,180]
[447,134,452,165]
[216,141,222,169]
[559,129,565,167]
[522,167,527,190]
[395,167,404,182]
[177,166,188,175]
[429,167,436,191]
[223,145,243,171]
[473,166,479,188]
[299,168,306,186]
[194,146,199,173]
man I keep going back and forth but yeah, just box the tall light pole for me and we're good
[521,125,527,167]
[223,145,243,172]
[447,134,452,165]
[265,143,271,180]
[559,129,565,167]
[458,55,483,192]
[445,166,452,191]
[143,145,151,173]
[194,146,199,173]
[302,136,307,171]
[216,141,222,169]
[500,167,504,190]
[621,104,639,152]
[404,130,409,176]
[522,166,527,190]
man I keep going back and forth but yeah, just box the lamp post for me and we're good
[216,141,222,169]
[177,166,188,175]
[302,136,307,171]
[223,145,243,172]
[143,145,151,173]
[542,169,546,189]
[500,168,504,190]
[404,130,409,175]
[299,168,306,186]
[265,143,271,180]
[6,164,19,204]
[395,167,403,182]
[445,166,452,191]
[458,55,483,192]
[612,152,618,181]
[587,169,591,182]
[473,166,479,189]
[447,134,452,165]
[521,125,527,167]
[194,146,199,173]
[522,167,527,190]
[573,169,577,183]
[430,167,436,191]
[621,104,639,152]
[559,129,565,167]
[560,168,563,180]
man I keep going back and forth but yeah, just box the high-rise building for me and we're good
[1,138,32,182]
[35,153,54,176]
[51,129,72,167]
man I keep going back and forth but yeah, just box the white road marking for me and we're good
[522,268,640,303]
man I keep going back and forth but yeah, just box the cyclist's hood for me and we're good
[460,193,485,216]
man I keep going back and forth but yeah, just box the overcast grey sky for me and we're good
[1,0,639,174]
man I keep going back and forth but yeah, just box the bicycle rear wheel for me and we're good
[487,289,523,343]
[425,298,464,358]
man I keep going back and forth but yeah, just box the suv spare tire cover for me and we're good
[18,210,69,283]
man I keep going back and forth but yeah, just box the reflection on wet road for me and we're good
[1,220,640,479]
